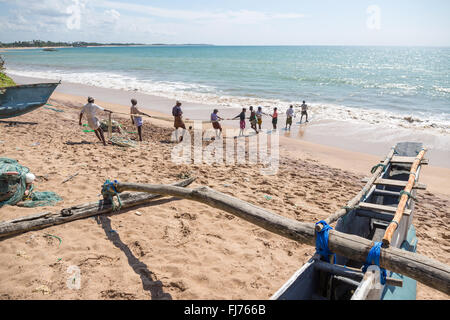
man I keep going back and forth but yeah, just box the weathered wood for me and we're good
[108,112,112,139]
[383,149,427,246]
[113,182,450,295]
[388,156,429,165]
[314,260,402,287]
[319,147,396,229]
[372,189,401,197]
[358,202,411,216]
[361,178,427,190]
[351,266,382,300]
[0,178,195,239]
[356,209,395,222]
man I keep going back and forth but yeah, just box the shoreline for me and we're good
[46,90,450,198]
[8,73,450,197]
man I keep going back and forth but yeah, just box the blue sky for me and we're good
[0,0,449,46]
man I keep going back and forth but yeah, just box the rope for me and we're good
[362,242,387,285]
[101,180,122,211]
[315,220,336,264]
[371,163,387,174]
[399,190,416,201]
[342,205,359,212]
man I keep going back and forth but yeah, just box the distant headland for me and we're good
[0,40,213,49]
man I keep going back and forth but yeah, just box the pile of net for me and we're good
[100,119,125,134]
[0,158,62,208]
[109,135,137,148]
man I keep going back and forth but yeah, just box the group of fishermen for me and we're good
[79,96,310,145]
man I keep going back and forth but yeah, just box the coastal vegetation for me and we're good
[0,56,16,87]
[0,40,144,48]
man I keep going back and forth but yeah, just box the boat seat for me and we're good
[358,202,411,216]
[383,156,429,165]
[360,178,426,190]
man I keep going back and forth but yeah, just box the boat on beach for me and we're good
[271,142,427,300]
[0,82,60,119]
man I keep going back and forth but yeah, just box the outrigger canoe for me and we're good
[272,142,427,300]
[0,82,60,119]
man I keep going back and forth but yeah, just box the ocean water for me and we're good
[2,46,450,134]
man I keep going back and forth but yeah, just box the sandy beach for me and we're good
[0,89,448,300]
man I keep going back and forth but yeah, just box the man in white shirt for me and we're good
[285,105,295,130]
[79,97,112,146]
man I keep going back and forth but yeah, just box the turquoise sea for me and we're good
[2,45,449,133]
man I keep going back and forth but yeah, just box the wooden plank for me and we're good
[373,189,401,197]
[356,209,395,222]
[361,178,426,190]
[387,156,429,165]
[358,202,411,216]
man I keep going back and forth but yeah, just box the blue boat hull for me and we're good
[0,82,60,119]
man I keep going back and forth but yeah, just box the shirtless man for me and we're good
[79,97,112,146]
[300,101,309,123]
[130,99,151,142]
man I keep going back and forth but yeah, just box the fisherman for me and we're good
[249,106,258,134]
[285,105,294,130]
[270,107,278,130]
[23,173,35,198]
[172,101,186,142]
[130,98,151,142]
[211,109,224,138]
[233,107,247,137]
[79,97,112,146]
[300,100,309,123]
[256,106,263,131]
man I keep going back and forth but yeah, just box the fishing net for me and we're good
[0,158,62,208]
[18,191,62,208]
[0,158,29,207]
[109,135,137,148]
[100,119,124,134]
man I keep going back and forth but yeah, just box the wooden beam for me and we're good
[110,182,450,295]
[0,178,196,239]
[314,260,402,287]
[383,149,427,246]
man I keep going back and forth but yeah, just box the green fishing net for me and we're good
[0,158,29,207]
[18,191,62,208]
[0,158,62,208]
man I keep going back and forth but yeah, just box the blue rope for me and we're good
[101,180,122,211]
[362,242,387,285]
[315,221,336,263]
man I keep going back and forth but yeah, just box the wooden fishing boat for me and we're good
[0,82,60,119]
[271,142,427,300]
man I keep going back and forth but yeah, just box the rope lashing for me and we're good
[362,242,387,285]
[101,180,122,211]
[399,190,417,201]
[342,205,359,212]
[371,163,387,174]
[315,220,336,264]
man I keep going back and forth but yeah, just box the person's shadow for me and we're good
[95,209,173,300]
